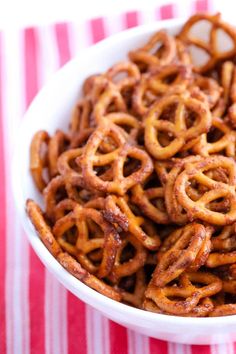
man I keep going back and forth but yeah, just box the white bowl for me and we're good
[13,17,236,345]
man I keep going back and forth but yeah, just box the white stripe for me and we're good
[66,21,91,58]
[168,342,176,354]
[104,13,124,36]
[134,332,150,354]
[90,308,110,354]
[36,24,69,354]
[45,271,68,354]
[139,7,157,25]
[127,329,136,354]
[2,27,30,354]
[86,305,94,354]
[36,25,59,86]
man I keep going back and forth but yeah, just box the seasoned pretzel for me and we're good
[144,93,212,159]
[80,122,153,195]
[153,223,207,287]
[145,272,222,315]
[119,269,146,308]
[53,205,121,278]
[129,30,176,71]
[103,195,160,250]
[30,130,50,192]
[105,61,141,91]
[70,98,93,134]
[48,130,70,178]
[109,233,147,283]
[191,117,236,157]
[143,297,214,317]
[165,156,202,224]
[178,13,236,73]
[211,224,236,251]
[131,171,169,224]
[175,156,236,225]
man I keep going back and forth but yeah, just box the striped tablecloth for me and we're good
[1,0,236,353]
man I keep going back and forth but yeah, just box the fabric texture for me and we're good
[1,0,236,353]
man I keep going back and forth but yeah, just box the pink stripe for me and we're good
[24,27,45,354]
[195,0,209,12]
[67,294,87,354]
[124,11,139,28]
[109,321,128,354]
[159,4,174,20]
[191,345,211,354]
[149,339,168,354]
[0,33,7,354]
[55,23,71,66]
[89,17,106,44]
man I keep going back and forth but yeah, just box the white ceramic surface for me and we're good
[12,18,236,345]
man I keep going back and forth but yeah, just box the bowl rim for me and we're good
[12,16,236,327]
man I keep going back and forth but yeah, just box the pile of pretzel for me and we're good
[27,13,236,317]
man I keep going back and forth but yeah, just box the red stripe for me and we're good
[89,17,106,44]
[124,11,139,28]
[67,293,87,354]
[195,0,209,12]
[24,27,45,354]
[55,23,71,67]
[191,345,211,354]
[109,321,128,354]
[149,338,168,354]
[159,4,174,20]
[0,33,7,354]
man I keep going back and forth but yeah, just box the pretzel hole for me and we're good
[119,274,136,292]
[120,243,136,263]
[189,20,212,43]
[149,42,165,56]
[63,225,78,245]
[215,29,234,54]
[54,186,68,204]
[144,174,162,189]
[207,125,224,142]
[110,71,129,84]
[207,198,230,213]
[87,249,103,263]
[162,72,179,85]
[188,45,210,68]
[159,102,178,122]
[123,157,141,177]
[158,131,175,147]
[185,109,199,129]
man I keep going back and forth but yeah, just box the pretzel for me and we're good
[145,272,222,315]
[144,93,212,160]
[131,171,169,224]
[119,269,146,308]
[174,156,236,225]
[192,75,222,109]
[80,122,153,195]
[103,195,160,250]
[92,82,127,123]
[30,130,50,192]
[48,130,70,178]
[109,233,147,283]
[209,280,236,316]
[70,98,93,135]
[191,117,236,157]
[129,30,176,71]
[105,61,141,91]
[178,13,236,73]
[164,156,202,224]
[211,224,236,251]
[153,223,207,287]
[143,297,214,317]
[53,205,120,278]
